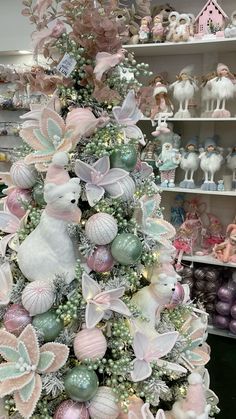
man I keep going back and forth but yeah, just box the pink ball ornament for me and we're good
[229,319,236,334]
[73,327,107,361]
[215,300,231,316]
[217,285,235,302]
[230,304,236,319]
[213,314,230,329]
[6,188,31,218]
[10,160,37,189]
[85,213,118,245]
[53,400,89,419]
[87,246,114,273]
[3,303,32,336]
[88,386,120,419]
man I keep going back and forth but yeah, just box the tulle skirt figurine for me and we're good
[199,137,223,191]
[169,66,198,118]
[210,63,235,118]
[180,136,199,188]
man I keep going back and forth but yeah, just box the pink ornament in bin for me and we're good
[229,319,236,334]
[215,300,231,316]
[213,314,230,329]
[217,285,235,302]
[6,188,31,218]
[230,304,236,319]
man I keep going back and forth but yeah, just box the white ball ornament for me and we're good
[22,280,55,316]
[119,176,135,201]
[85,213,118,245]
[73,327,107,361]
[88,386,120,419]
[10,160,37,189]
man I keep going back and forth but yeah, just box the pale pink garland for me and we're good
[45,205,81,223]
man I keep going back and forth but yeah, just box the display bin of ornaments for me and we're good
[180,264,236,337]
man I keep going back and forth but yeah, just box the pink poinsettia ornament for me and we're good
[0,324,69,418]
[66,108,109,138]
[0,262,13,306]
[93,49,126,81]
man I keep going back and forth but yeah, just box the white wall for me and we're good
[0,0,33,52]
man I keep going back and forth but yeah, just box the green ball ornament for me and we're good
[111,233,142,265]
[32,309,64,342]
[64,366,99,402]
[110,145,137,171]
[33,183,46,206]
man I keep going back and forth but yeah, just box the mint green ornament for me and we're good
[33,183,46,206]
[64,366,99,402]
[110,145,137,171]
[111,233,142,265]
[32,309,64,342]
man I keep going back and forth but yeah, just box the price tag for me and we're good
[57,53,77,77]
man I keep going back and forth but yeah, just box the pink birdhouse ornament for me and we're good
[195,0,228,39]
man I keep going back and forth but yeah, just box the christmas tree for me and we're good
[0,1,219,418]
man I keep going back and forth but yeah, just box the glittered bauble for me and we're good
[205,281,219,292]
[205,270,219,281]
[6,188,31,218]
[53,400,89,419]
[231,304,236,319]
[22,280,55,316]
[229,319,236,334]
[194,268,206,281]
[205,302,215,313]
[110,145,137,172]
[33,183,46,206]
[215,300,231,316]
[10,160,37,189]
[119,176,136,201]
[206,292,217,303]
[181,267,193,279]
[73,327,107,361]
[64,366,99,402]
[32,309,63,342]
[3,304,32,336]
[85,213,118,245]
[217,285,235,302]
[194,279,205,291]
[118,396,144,419]
[111,233,142,265]
[213,314,230,329]
[87,246,114,273]
[88,386,119,419]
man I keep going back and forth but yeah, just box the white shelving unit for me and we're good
[130,0,236,338]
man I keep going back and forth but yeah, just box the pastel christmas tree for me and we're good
[0,1,219,418]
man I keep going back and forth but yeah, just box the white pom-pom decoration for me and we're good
[85,213,118,245]
[119,176,135,201]
[74,327,107,361]
[10,160,37,189]
[22,280,55,316]
[88,387,120,419]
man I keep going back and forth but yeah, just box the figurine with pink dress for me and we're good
[152,14,165,43]
[138,16,152,43]
[210,63,235,118]
[150,75,173,121]
[213,223,236,263]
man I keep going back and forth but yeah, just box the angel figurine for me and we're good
[201,71,216,117]
[210,63,235,118]
[169,66,198,118]
[173,14,191,42]
[156,141,181,187]
[166,11,179,42]
[199,137,223,191]
[225,10,236,38]
[138,16,152,43]
[226,145,236,189]
[152,14,165,43]
[179,136,199,189]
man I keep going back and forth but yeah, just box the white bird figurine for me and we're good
[93,48,126,81]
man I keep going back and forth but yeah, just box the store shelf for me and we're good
[140,117,236,122]
[160,187,236,196]
[182,254,236,268]
[208,325,236,339]
[124,37,236,56]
